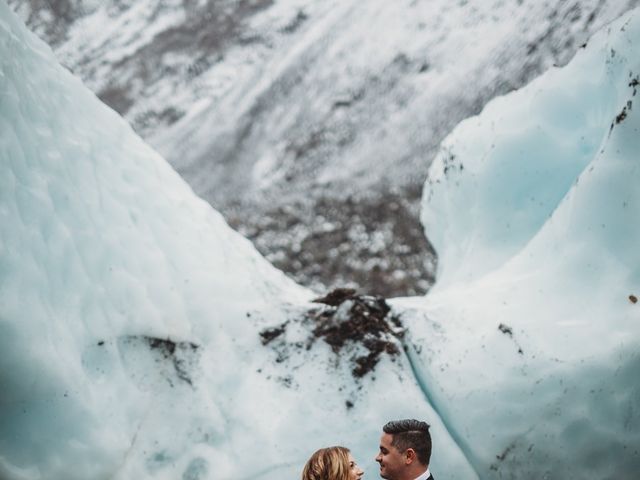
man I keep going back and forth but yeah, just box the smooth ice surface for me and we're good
[0,3,475,480]
[408,7,640,478]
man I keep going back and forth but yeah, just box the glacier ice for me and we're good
[2,0,640,479]
[407,7,640,479]
[0,1,313,478]
[0,2,474,480]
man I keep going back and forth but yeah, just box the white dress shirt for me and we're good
[414,468,432,480]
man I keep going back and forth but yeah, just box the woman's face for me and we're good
[348,452,364,480]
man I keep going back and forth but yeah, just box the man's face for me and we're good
[375,433,406,480]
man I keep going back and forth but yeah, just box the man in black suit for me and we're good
[375,419,434,480]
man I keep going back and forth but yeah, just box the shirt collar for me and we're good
[414,468,431,480]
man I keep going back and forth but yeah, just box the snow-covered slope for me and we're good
[398,8,640,478]
[8,0,639,296]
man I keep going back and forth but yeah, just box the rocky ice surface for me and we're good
[1,1,640,480]
[8,0,639,296]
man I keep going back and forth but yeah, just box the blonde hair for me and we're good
[301,446,351,480]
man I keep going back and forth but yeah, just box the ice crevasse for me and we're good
[398,6,640,479]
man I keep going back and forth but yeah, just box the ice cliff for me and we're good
[404,7,640,478]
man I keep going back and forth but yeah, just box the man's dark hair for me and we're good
[383,419,432,465]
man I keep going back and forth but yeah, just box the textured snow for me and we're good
[0,1,314,477]
[407,7,640,478]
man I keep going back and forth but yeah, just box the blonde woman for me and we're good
[302,446,364,480]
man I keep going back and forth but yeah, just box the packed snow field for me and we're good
[1,2,640,480]
[8,0,639,296]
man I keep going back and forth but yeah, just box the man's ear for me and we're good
[404,448,417,465]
